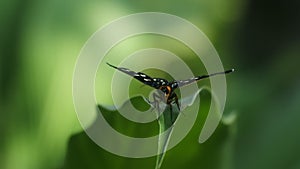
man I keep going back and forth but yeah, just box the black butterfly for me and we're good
[107,62,234,122]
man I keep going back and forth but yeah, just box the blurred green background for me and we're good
[1,0,300,169]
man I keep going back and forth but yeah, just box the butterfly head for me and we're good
[159,85,172,98]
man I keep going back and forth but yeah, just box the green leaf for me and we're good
[155,87,230,169]
[61,91,236,169]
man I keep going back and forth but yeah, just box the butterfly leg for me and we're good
[150,92,163,113]
[169,104,174,124]
[174,94,180,111]
[168,93,180,111]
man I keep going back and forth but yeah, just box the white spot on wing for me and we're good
[120,68,127,71]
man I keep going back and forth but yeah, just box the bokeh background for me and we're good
[1,0,300,169]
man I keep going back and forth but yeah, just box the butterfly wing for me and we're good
[171,75,209,88]
[107,63,168,89]
[171,69,234,88]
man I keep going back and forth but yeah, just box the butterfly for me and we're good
[107,62,234,122]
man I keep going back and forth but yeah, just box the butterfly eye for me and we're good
[163,87,167,93]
